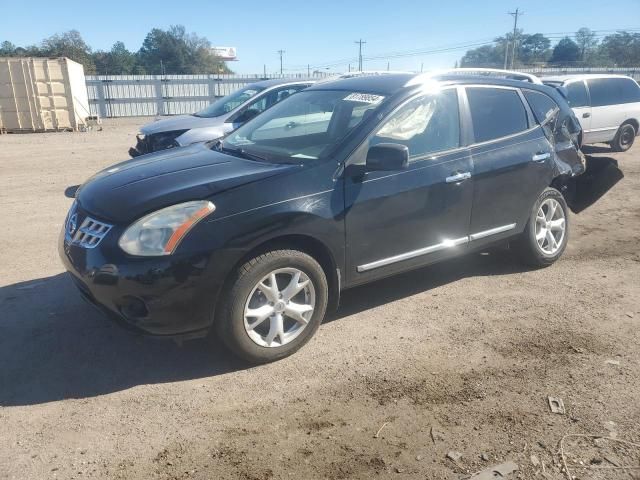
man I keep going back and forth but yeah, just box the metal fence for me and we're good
[86,68,640,118]
[85,73,330,118]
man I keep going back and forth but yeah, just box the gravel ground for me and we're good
[0,118,639,480]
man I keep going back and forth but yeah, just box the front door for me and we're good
[344,88,474,285]
[565,80,592,142]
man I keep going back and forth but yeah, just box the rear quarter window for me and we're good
[466,87,529,143]
[523,90,559,125]
[588,78,640,106]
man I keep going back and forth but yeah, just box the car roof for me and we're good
[248,78,315,89]
[306,73,416,95]
[541,73,635,84]
[306,72,554,96]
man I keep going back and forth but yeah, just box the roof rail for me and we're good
[316,70,413,84]
[433,68,543,84]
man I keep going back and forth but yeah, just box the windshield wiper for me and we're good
[218,144,269,162]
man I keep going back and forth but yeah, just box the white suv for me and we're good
[543,74,640,151]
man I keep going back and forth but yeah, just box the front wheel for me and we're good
[216,249,328,364]
[515,187,569,267]
[611,123,636,152]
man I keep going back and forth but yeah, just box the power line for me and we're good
[284,27,640,73]
[355,39,366,71]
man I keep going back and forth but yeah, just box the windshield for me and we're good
[194,85,266,118]
[221,90,386,163]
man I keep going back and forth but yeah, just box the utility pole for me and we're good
[420,62,424,73]
[307,64,310,77]
[263,64,267,78]
[354,39,366,71]
[507,8,523,69]
[277,50,285,75]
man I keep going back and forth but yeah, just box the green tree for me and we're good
[599,31,640,66]
[519,33,551,64]
[575,28,598,61]
[93,41,136,74]
[460,44,504,68]
[40,30,96,73]
[0,41,16,55]
[549,37,581,65]
[137,25,230,74]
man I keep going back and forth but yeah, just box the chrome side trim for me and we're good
[356,223,518,273]
[356,236,469,272]
[469,223,516,241]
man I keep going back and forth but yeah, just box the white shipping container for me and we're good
[0,57,90,132]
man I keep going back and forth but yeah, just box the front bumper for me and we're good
[58,218,219,337]
[129,131,185,158]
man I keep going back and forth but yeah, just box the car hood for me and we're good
[140,114,225,135]
[77,144,296,223]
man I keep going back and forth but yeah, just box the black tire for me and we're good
[515,187,569,268]
[611,123,636,152]
[216,249,328,364]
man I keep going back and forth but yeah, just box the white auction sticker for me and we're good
[343,93,385,104]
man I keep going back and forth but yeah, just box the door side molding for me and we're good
[357,236,469,272]
[356,223,517,272]
[469,223,517,241]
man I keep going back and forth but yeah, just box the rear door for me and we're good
[564,80,592,140]
[523,89,584,176]
[464,86,553,248]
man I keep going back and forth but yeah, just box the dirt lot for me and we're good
[1,118,639,480]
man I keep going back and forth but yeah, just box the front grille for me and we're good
[70,216,113,248]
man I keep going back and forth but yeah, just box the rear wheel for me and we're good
[515,187,569,267]
[216,249,328,364]
[611,123,636,152]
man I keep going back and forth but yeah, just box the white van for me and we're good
[543,74,640,151]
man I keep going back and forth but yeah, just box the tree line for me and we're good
[460,28,640,68]
[0,26,232,75]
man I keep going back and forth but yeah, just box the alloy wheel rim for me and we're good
[535,198,566,255]
[243,268,316,348]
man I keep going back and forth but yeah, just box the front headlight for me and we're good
[118,201,215,256]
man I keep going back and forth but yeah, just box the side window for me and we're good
[523,90,559,125]
[618,78,640,103]
[370,89,460,159]
[586,78,640,106]
[565,81,589,108]
[245,95,268,113]
[275,86,306,104]
[466,87,529,143]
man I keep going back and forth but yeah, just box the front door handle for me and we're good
[446,172,472,183]
[532,152,551,162]
[582,112,591,118]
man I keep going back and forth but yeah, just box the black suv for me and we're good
[60,72,585,363]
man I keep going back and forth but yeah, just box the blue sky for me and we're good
[1,0,639,74]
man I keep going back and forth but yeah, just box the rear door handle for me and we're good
[532,152,551,162]
[446,172,472,183]
[582,112,591,118]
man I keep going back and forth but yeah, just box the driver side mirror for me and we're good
[366,143,409,171]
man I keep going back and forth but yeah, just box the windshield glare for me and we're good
[195,85,266,118]
[222,90,386,163]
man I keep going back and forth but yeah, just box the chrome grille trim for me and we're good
[70,216,113,249]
